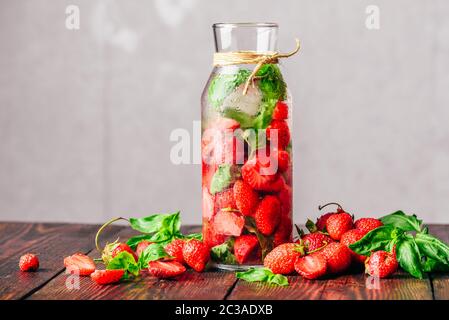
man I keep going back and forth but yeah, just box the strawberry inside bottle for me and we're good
[201,23,293,270]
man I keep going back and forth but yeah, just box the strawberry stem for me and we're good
[95,217,129,252]
[318,202,343,212]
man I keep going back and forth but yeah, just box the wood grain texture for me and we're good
[428,225,449,300]
[0,223,124,300]
[29,269,236,300]
[29,225,237,300]
[0,223,448,300]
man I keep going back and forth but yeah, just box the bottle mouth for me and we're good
[213,22,278,29]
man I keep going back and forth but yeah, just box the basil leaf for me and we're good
[208,69,251,109]
[129,212,180,234]
[236,267,288,286]
[415,233,449,265]
[210,164,237,195]
[222,109,255,129]
[127,234,153,250]
[128,212,181,246]
[349,225,399,256]
[211,239,237,265]
[252,64,287,129]
[396,237,423,279]
[380,211,422,232]
[107,251,140,277]
[422,258,449,273]
[183,233,203,241]
[137,243,171,269]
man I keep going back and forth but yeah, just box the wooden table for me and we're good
[0,222,448,300]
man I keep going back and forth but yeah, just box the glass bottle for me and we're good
[201,23,293,269]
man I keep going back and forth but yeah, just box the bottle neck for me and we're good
[213,23,278,53]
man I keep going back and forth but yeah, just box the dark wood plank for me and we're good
[29,269,236,300]
[229,225,448,300]
[427,224,449,300]
[29,225,237,300]
[227,275,326,300]
[0,222,124,300]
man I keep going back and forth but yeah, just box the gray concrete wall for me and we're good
[0,0,448,224]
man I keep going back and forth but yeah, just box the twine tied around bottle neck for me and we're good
[213,38,301,95]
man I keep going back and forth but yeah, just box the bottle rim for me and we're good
[213,22,278,29]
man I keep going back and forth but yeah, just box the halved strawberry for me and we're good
[165,239,186,264]
[203,220,226,248]
[294,254,327,279]
[202,127,244,165]
[234,234,259,264]
[112,243,138,262]
[202,187,215,221]
[147,261,186,278]
[272,101,289,120]
[90,269,124,285]
[255,195,281,236]
[267,120,290,150]
[64,253,96,276]
[213,210,245,236]
[136,240,152,257]
[214,188,237,211]
[233,180,259,216]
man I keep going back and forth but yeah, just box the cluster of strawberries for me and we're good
[202,101,293,261]
[263,203,398,279]
[19,239,211,285]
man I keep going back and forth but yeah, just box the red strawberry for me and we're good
[278,184,292,217]
[314,202,346,232]
[202,220,226,248]
[90,269,124,285]
[267,120,291,149]
[326,213,354,241]
[276,149,290,173]
[273,217,293,247]
[182,239,210,272]
[135,240,152,257]
[165,239,186,264]
[233,180,259,216]
[213,210,245,236]
[340,229,366,264]
[234,234,259,264]
[365,248,398,278]
[148,261,186,278]
[294,253,327,279]
[318,242,352,274]
[202,186,215,221]
[301,232,333,253]
[64,253,95,276]
[255,195,281,236]
[272,101,289,120]
[214,188,237,211]
[241,158,277,191]
[355,218,383,235]
[19,253,39,272]
[315,212,334,232]
[264,243,304,275]
[112,243,138,262]
[202,127,244,165]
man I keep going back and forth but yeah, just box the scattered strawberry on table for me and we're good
[17,204,449,288]
[19,253,39,272]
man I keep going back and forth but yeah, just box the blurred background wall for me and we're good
[0,0,448,224]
